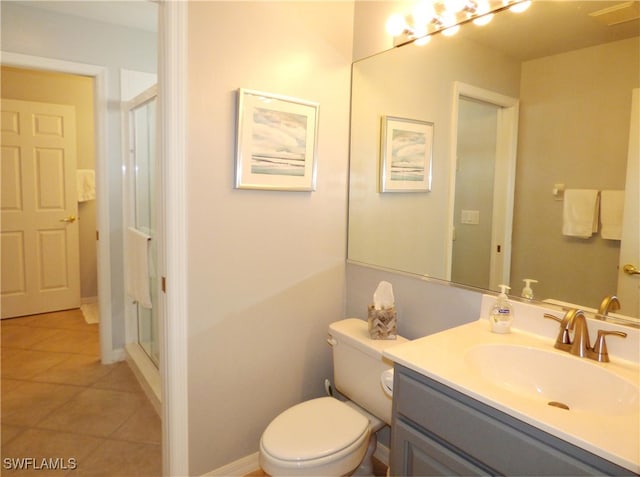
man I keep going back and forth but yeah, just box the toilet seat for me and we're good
[260,397,370,462]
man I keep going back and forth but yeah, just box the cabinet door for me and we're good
[392,420,493,476]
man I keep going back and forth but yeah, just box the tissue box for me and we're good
[368,305,397,340]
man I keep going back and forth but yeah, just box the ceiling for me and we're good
[457,0,640,61]
[12,0,640,59]
[13,0,158,32]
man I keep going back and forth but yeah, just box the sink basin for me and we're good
[465,344,639,415]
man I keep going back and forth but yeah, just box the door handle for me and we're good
[623,264,640,276]
[60,215,77,223]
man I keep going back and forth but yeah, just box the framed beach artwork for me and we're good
[235,88,319,191]
[379,116,433,192]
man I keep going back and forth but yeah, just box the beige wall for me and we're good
[1,66,98,301]
[512,37,640,308]
[185,2,354,473]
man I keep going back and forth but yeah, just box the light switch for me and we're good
[461,209,480,225]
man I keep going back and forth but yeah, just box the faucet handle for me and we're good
[592,330,627,362]
[544,313,571,349]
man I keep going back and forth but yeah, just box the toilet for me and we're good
[259,318,408,476]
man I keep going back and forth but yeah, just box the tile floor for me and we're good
[1,309,161,476]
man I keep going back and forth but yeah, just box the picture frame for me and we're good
[379,116,433,192]
[235,88,319,191]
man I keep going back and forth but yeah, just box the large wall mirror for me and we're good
[348,0,640,319]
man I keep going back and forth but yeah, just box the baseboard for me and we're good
[81,296,98,305]
[374,442,389,466]
[112,347,126,361]
[202,452,259,477]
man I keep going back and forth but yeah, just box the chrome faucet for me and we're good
[544,309,627,362]
[597,295,621,317]
[567,310,591,358]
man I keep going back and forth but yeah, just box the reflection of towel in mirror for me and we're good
[600,190,624,240]
[77,169,96,202]
[125,227,152,308]
[562,189,600,238]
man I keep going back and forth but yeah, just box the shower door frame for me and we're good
[122,84,164,417]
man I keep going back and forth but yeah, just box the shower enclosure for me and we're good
[124,85,162,408]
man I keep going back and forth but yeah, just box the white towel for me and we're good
[562,189,600,238]
[125,227,152,309]
[600,190,625,240]
[77,169,96,202]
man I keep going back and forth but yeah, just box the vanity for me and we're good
[383,297,640,476]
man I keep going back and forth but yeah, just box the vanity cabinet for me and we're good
[390,365,636,476]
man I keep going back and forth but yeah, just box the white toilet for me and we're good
[259,318,408,476]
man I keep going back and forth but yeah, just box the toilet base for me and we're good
[352,432,377,476]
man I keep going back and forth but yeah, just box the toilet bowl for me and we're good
[259,397,371,476]
[259,319,408,477]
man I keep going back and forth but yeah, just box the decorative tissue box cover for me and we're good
[368,305,397,340]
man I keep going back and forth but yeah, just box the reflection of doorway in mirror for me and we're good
[617,88,639,318]
[448,82,519,292]
[451,98,498,290]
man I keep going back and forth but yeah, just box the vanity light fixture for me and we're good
[386,0,531,46]
[509,0,531,13]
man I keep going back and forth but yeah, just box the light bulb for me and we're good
[509,1,531,13]
[447,0,468,13]
[473,13,493,25]
[414,35,431,46]
[386,14,407,36]
[441,24,460,36]
[413,1,435,25]
[413,23,428,38]
[439,11,458,28]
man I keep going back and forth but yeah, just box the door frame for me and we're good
[1,52,113,365]
[448,81,519,291]
[159,1,189,474]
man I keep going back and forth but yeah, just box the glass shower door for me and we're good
[129,88,159,367]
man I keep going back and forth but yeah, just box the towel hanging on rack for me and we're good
[600,190,625,240]
[562,189,600,239]
[125,227,152,308]
[76,169,96,202]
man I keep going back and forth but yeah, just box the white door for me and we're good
[617,88,640,318]
[449,83,519,292]
[1,99,81,318]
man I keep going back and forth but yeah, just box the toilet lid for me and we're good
[261,397,369,461]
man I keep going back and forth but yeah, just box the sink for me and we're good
[465,344,639,415]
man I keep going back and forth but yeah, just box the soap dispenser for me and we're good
[521,279,538,300]
[490,285,513,334]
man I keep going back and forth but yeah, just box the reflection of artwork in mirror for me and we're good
[349,1,640,318]
[380,116,433,192]
[235,88,319,191]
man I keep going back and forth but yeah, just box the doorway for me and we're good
[1,68,97,321]
[451,97,499,289]
[448,82,519,292]
[0,55,114,365]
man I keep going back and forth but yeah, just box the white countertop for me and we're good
[384,318,640,473]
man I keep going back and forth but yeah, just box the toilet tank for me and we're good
[328,318,408,425]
